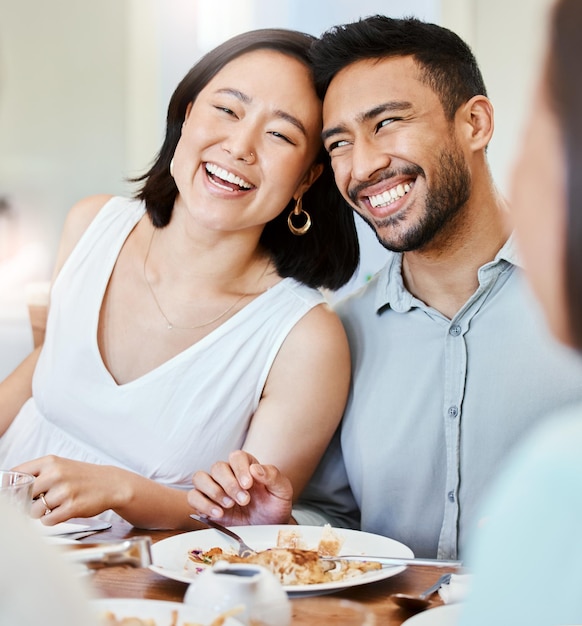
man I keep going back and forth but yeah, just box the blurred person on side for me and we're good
[0,28,359,529]
[458,1,582,623]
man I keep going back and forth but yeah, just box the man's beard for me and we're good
[353,144,472,253]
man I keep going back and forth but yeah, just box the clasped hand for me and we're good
[188,450,294,526]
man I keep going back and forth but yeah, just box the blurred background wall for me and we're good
[0,0,553,378]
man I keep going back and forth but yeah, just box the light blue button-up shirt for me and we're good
[295,237,582,558]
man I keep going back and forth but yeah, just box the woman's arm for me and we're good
[244,302,350,493]
[0,347,41,436]
[17,452,292,529]
[0,195,112,439]
[16,455,202,529]
[188,302,351,524]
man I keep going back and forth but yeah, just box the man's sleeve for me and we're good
[293,428,360,529]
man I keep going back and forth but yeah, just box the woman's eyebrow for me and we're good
[215,88,307,136]
[273,109,307,136]
[215,87,251,104]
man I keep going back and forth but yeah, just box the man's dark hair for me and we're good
[310,15,487,120]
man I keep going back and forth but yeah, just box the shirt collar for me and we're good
[374,233,521,313]
[496,232,521,267]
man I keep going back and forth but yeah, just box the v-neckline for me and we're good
[92,213,287,387]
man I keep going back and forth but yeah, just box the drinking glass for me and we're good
[291,597,376,625]
[0,469,34,515]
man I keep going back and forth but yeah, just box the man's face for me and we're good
[322,56,471,253]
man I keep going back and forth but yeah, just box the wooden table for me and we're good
[82,522,459,625]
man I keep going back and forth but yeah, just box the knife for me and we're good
[320,555,462,568]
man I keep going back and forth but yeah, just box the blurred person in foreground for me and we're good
[189,15,582,559]
[0,42,97,626]
[458,1,582,623]
[0,28,359,529]
[0,495,98,625]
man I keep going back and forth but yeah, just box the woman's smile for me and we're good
[204,162,255,193]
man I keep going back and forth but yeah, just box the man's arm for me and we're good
[293,428,360,529]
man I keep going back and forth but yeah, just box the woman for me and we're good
[458,1,582,624]
[0,28,359,529]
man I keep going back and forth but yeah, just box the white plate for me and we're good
[150,525,413,596]
[92,598,244,625]
[401,604,463,626]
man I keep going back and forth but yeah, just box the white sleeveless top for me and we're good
[0,197,325,495]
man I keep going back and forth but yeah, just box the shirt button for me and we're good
[448,491,456,502]
[449,325,461,336]
[447,406,458,418]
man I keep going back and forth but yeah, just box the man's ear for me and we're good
[457,95,494,151]
[294,162,324,199]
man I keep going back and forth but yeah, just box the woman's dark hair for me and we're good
[309,15,487,120]
[548,0,582,349]
[133,28,359,291]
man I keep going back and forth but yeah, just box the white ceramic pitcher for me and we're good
[184,560,291,626]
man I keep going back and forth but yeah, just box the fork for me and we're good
[190,514,256,557]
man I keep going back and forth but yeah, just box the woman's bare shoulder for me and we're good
[274,300,350,373]
[63,194,114,239]
[52,194,114,279]
[295,300,348,345]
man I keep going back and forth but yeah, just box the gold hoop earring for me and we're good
[288,196,311,236]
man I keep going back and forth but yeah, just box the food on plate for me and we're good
[101,614,158,626]
[277,525,341,556]
[186,525,381,585]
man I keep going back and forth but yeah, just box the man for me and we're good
[188,15,582,560]
[291,15,582,559]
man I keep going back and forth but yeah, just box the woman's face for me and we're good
[171,49,323,234]
[509,68,570,344]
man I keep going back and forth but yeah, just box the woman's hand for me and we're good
[188,450,293,526]
[14,455,127,524]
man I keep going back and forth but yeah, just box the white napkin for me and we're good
[438,573,473,604]
[30,519,92,536]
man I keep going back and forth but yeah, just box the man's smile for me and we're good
[367,181,414,208]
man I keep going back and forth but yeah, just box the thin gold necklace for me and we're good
[143,227,254,331]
